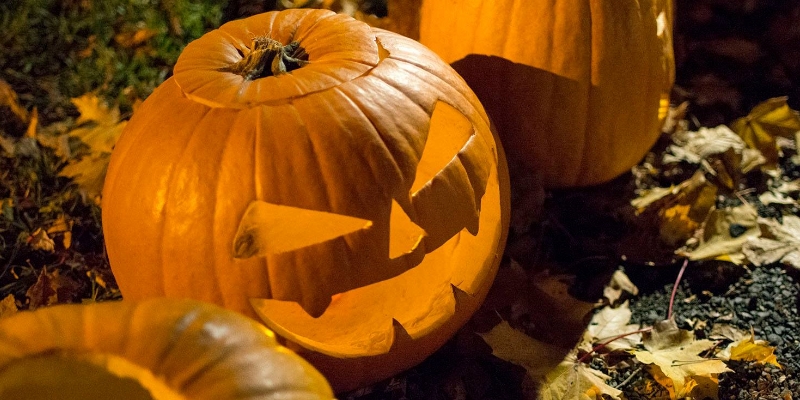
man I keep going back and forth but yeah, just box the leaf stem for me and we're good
[578,327,652,364]
[667,258,689,320]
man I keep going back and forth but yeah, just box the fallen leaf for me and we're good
[708,324,747,342]
[663,125,746,165]
[635,319,731,398]
[528,271,597,348]
[26,269,58,309]
[539,361,622,400]
[0,79,29,135]
[0,295,18,319]
[71,93,120,127]
[585,302,642,351]
[631,186,675,212]
[655,171,718,247]
[603,269,639,305]
[758,191,797,206]
[680,205,760,262]
[114,27,158,48]
[25,269,81,310]
[46,215,73,250]
[60,93,127,201]
[478,320,568,379]
[731,97,800,167]
[60,154,112,204]
[27,228,55,252]
[742,215,800,269]
[718,335,781,367]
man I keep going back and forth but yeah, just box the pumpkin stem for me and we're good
[225,37,308,79]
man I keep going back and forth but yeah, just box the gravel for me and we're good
[627,262,800,398]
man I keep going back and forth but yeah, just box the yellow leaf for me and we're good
[24,107,38,138]
[67,117,127,155]
[61,93,127,201]
[659,204,698,247]
[0,79,28,123]
[539,361,623,400]
[634,320,731,398]
[46,215,73,250]
[71,93,120,126]
[114,27,158,48]
[731,97,800,167]
[724,335,781,367]
[60,154,112,204]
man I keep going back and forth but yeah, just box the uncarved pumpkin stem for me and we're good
[225,37,308,79]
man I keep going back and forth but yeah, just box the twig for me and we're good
[614,366,643,390]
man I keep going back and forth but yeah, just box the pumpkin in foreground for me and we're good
[0,299,333,399]
[417,0,675,187]
[102,9,510,392]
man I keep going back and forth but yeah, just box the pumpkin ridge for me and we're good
[330,85,406,200]
[148,91,214,298]
[341,73,429,188]
[149,308,203,378]
[377,53,491,129]
[160,109,230,305]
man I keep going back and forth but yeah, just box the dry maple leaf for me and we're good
[663,125,746,165]
[603,269,639,305]
[680,204,759,263]
[585,301,642,351]
[538,361,622,400]
[634,319,731,399]
[478,320,568,379]
[479,321,622,399]
[742,215,800,269]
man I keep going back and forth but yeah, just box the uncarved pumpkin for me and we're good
[102,9,510,392]
[0,299,333,399]
[417,0,674,187]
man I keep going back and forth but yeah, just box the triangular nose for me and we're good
[233,200,373,258]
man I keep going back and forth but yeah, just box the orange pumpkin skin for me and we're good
[419,0,675,187]
[0,299,333,399]
[102,9,509,392]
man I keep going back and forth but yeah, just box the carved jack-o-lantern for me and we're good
[102,9,509,392]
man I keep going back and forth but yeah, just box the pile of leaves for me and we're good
[0,82,125,313]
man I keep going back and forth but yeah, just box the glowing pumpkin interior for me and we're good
[246,99,505,357]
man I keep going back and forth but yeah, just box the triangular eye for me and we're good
[389,198,425,259]
[233,200,373,259]
[409,101,474,195]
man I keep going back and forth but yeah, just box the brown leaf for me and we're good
[25,269,81,310]
[0,295,18,319]
[26,269,58,310]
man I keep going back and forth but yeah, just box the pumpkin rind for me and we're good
[0,299,333,399]
[418,0,675,187]
[102,9,510,392]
